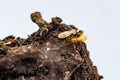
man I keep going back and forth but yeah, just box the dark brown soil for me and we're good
[0,12,103,80]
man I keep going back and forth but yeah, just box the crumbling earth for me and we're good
[0,12,103,80]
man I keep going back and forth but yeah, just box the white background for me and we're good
[0,0,118,80]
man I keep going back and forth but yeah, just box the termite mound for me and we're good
[0,12,103,80]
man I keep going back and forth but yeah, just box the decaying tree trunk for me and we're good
[0,12,103,80]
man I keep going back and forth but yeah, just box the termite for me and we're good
[79,30,84,35]
[58,29,76,39]
[70,35,87,43]
[70,29,87,43]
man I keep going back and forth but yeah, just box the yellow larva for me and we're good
[58,29,76,39]
[77,35,87,41]
[70,35,87,43]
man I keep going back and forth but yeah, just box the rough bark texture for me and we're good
[0,12,103,80]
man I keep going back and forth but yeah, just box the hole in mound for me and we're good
[0,47,7,55]
[21,57,37,65]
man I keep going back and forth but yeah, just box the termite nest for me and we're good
[30,11,87,44]
[0,11,103,80]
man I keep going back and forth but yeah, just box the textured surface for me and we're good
[0,12,103,80]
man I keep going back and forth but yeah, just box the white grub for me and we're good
[58,29,76,39]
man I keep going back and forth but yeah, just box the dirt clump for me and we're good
[0,12,103,80]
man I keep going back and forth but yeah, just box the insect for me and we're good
[78,30,84,35]
[70,35,87,43]
[70,29,87,43]
[58,29,76,39]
